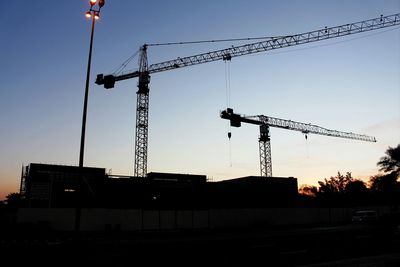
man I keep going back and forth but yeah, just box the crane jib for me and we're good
[220,109,377,143]
[95,13,400,88]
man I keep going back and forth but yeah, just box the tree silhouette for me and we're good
[369,173,398,193]
[377,144,400,178]
[345,179,368,195]
[318,172,353,195]
[301,146,400,206]
[370,144,400,192]
[314,172,355,206]
[369,144,400,206]
[5,192,22,208]
[299,185,318,197]
[345,179,369,205]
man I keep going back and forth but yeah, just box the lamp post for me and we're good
[79,0,105,168]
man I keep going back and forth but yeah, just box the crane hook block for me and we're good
[228,132,232,139]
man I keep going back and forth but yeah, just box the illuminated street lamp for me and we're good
[79,0,105,167]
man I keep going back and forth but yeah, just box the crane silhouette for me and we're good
[95,13,399,177]
[220,108,376,177]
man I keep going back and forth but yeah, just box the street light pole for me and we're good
[79,0,105,168]
[75,0,105,234]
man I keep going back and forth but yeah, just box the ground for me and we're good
[1,220,399,266]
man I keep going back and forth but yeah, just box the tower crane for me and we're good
[220,108,377,177]
[95,13,399,177]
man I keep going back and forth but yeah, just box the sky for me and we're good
[0,1,399,200]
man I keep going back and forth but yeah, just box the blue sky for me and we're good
[0,1,399,199]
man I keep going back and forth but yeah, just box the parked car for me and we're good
[351,210,378,223]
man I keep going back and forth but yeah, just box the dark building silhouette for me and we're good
[20,163,298,209]
[20,163,105,208]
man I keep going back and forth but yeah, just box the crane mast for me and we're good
[220,108,376,177]
[95,13,398,177]
[135,45,150,177]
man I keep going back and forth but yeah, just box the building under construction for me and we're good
[20,163,298,209]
